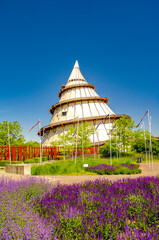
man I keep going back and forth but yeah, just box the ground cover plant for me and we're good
[0,177,52,239]
[0,177,158,239]
[36,177,159,239]
[87,163,141,175]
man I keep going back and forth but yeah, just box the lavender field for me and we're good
[87,163,141,175]
[0,177,158,239]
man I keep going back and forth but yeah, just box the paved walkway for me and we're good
[0,162,158,185]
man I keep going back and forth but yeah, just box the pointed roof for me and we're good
[74,60,79,68]
[67,60,86,84]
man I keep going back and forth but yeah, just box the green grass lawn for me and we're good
[31,155,141,175]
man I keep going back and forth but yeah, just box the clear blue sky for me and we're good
[0,0,159,142]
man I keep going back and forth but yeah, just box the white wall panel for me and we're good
[65,89,70,99]
[84,87,91,97]
[60,91,66,102]
[87,88,94,97]
[76,88,81,98]
[97,124,107,142]
[83,101,91,117]
[90,88,99,97]
[70,88,75,99]
[67,104,74,120]
[102,103,114,115]
[68,89,71,99]
[95,102,105,115]
[75,102,83,118]
[89,102,99,116]
[80,88,86,97]
[92,89,99,96]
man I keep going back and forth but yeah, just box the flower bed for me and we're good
[0,178,52,239]
[0,177,158,239]
[87,163,141,175]
[36,177,159,239]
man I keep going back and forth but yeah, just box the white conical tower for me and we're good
[40,61,123,146]
[66,60,86,85]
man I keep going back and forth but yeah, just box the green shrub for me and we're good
[0,161,22,166]
[54,156,63,160]
[24,157,48,164]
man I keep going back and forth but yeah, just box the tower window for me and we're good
[62,111,67,116]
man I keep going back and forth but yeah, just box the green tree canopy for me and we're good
[111,115,135,152]
[24,141,40,147]
[51,122,94,150]
[132,137,159,155]
[100,115,158,157]
[0,121,25,146]
[100,139,118,157]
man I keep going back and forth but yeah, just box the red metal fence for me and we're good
[0,146,97,161]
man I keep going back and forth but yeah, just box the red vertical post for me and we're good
[10,146,14,161]
[7,146,10,160]
[25,146,27,160]
[20,146,22,161]
[17,146,19,161]
[50,147,52,159]
[29,146,30,159]
[14,146,17,161]
[49,147,51,160]
[15,146,17,161]
[37,147,39,157]
[58,146,59,156]
[1,146,2,161]
[54,147,55,158]
[18,146,20,161]
[42,147,45,157]
[54,146,57,158]
[5,146,7,160]
[12,146,16,161]
[47,147,48,159]
[46,147,47,157]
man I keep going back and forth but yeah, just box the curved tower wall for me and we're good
[40,61,121,146]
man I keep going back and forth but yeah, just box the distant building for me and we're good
[39,61,124,146]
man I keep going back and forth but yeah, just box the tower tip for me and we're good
[74,60,79,68]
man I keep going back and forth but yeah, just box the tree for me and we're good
[24,141,40,147]
[100,139,118,157]
[0,121,25,146]
[132,137,159,155]
[51,122,94,150]
[111,115,135,153]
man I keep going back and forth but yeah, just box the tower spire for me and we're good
[74,60,79,68]
[67,60,86,83]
